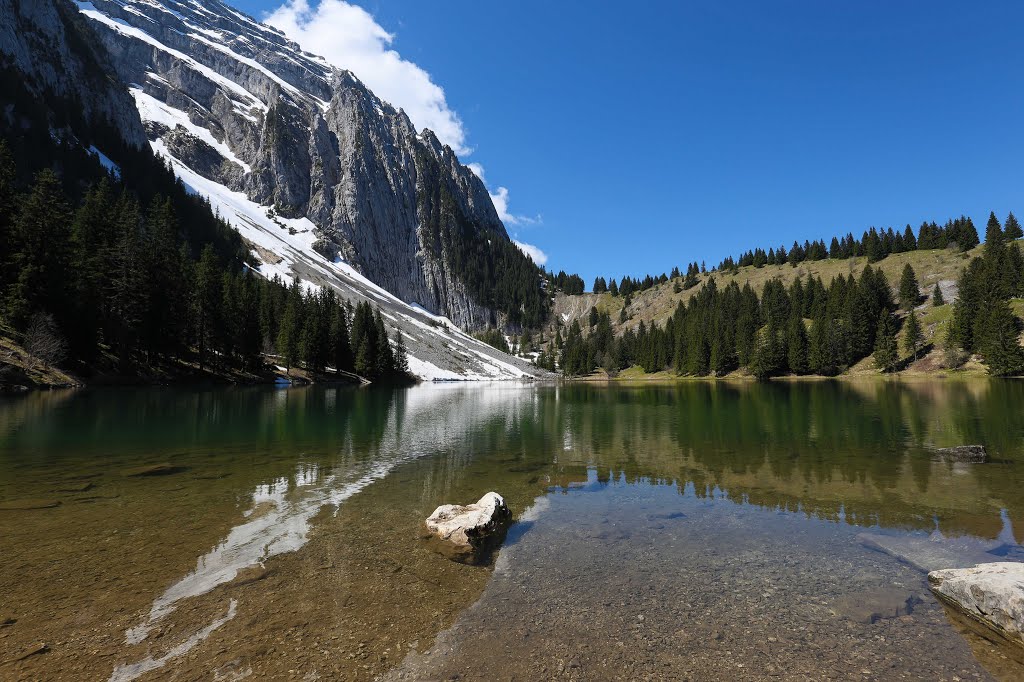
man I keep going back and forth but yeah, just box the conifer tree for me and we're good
[1006,245,1024,297]
[68,178,116,358]
[932,283,945,306]
[902,224,917,251]
[143,196,186,360]
[393,330,409,374]
[873,310,899,372]
[108,196,149,361]
[1005,212,1023,240]
[898,263,920,310]
[985,212,1004,247]
[948,259,984,352]
[330,303,353,373]
[787,315,809,374]
[903,311,923,361]
[978,301,1024,376]
[276,279,302,373]
[808,315,838,376]
[374,309,395,376]
[5,170,72,330]
[734,310,757,367]
[750,323,785,380]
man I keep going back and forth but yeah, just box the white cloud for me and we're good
[513,240,548,266]
[469,163,540,227]
[492,186,541,226]
[265,0,468,155]
[466,162,487,183]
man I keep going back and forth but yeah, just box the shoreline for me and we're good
[564,367,998,385]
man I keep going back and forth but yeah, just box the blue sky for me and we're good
[235,0,1023,285]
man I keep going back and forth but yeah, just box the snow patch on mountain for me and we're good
[147,140,540,381]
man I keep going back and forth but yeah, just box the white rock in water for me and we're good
[929,562,1024,649]
[423,492,512,565]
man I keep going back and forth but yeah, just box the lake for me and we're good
[1,380,1023,680]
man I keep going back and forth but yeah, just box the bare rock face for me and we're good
[932,445,988,463]
[929,562,1024,651]
[423,492,512,565]
[0,0,145,147]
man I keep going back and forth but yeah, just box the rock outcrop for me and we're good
[423,492,512,565]
[929,562,1024,651]
[0,0,145,147]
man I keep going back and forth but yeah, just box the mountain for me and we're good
[72,0,546,332]
[0,0,549,381]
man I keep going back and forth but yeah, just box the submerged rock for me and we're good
[833,587,920,624]
[55,481,94,493]
[121,463,185,477]
[858,532,1001,573]
[7,642,48,663]
[423,492,512,565]
[933,445,988,463]
[0,499,60,510]
[929,562,1024,651]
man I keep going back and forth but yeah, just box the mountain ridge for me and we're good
[0,0,548,382]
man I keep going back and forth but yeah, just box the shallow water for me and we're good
[1,380,1023,680]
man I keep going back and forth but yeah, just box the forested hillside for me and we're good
[0,137,412,387]
[547,214,1024,379]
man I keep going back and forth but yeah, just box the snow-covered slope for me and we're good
[67,0,548,381]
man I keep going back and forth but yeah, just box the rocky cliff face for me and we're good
[73,0,511,329]
[0,0,145,147]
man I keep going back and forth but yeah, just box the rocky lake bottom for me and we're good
[2,381,1024,680]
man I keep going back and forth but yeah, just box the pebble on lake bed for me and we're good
[422,492,512,565]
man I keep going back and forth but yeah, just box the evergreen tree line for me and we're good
[580,212,1020,298]
[554,240,1024,379]
[473,327,511,353]
[550,270,586,295]
[722,216,994,271]
[947,213,1024,376]
[0,141,410,381]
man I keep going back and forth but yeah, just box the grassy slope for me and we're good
[549,241,1024,379]
[0,331,80,390]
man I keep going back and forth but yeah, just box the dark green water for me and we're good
[1,380,1023,680]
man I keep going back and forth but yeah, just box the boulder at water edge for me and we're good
[928,562,1024,651]
[423,492,512,565]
